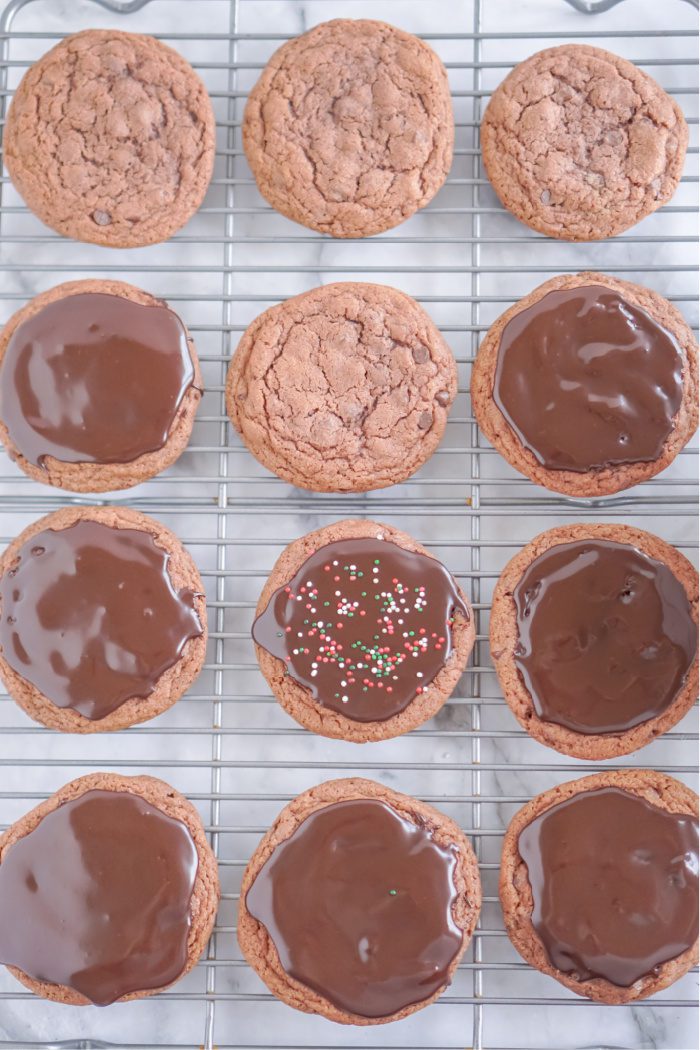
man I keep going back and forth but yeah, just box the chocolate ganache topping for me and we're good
[518,787,699,987]
[493,285,684,472]
[513,539,696,734]
[0,520,203,720]
[0,293,196,466]
[252,537,469,723]
[0,790,198,1005]
[245,798,463,1017]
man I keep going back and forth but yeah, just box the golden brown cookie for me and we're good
[227,283,457,492]
[0,280,202,492]
[4,30,215,247]
[500,770,699,1004]
[0,506,207,733]
[481,45,688,240]
[0,773,219,1005]
[490,524,698,760]
[243,19,454,237]
[238,777,481,1024]
[252,519,474,742]
[470,272,698,497]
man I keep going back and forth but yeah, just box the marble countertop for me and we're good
[0,1,697,1049]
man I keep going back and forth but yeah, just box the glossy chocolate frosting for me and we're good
[513,539,696,734]
[245,798,462,1017]
[518,787,699,987]
[0,789,198,1005]
[0,292,195,466]
[493,285,684,472]
[252,537,468,723]
[0,520,203,720]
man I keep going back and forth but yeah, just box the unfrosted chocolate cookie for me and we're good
[243,19,453,237]
[500,770,699,1004]
[0,506,207,733]
[238,777,481,1024]
[227,283,457,492]
[470,272,698,496]
[0,280,202,492]
[490,524,698,760]
[4,30,215,247]
[252,519,474,742]
[481,45,688,240]
[0,772,219,1005]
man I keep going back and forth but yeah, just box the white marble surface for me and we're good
[0,1,697,1048]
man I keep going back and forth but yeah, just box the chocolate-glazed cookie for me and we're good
[0,280,202,492]
[481,45,688,241]
[490,524,698,760]
[0,773,219,1005]
[238,778,481,1024]
[0,506,207,733]
[253,520,474,741]
[500,770,699,1004]
[227,283,457,492]
[471,273,698,496]
[4,30,215,248]
[243,19,454,237]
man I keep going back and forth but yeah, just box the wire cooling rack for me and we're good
[0,1,697,1048]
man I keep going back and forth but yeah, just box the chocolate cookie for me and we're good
[490,524,698,760]
[470,272,698,496]
[243,19,453,237]
[238,777,481,1024]
[4,30,215,247]
[0,280,202,492]
[0,506,207,733]
[227,283,457,492]
[481,45,688,240]
[253,520,474,742]
[0,772,219,1005]
[500,770,699,1004]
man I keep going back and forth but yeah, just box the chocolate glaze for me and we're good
[0,293,195,466]
[0,789,198,1005]
[252,536,469,723]
[518,787,699,987]
[0,520,203,720]
[513,539,696,734]
[493,285,684,472]
[246,798,462,1017]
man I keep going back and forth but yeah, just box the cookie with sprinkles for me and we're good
[252,520,475,742]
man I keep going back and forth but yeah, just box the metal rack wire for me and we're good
[0,1,697,1049]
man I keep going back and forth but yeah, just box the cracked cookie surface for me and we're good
[4,30,215,248]
[481,45,688,240]
[243,19,454,237]
[226,283,457,492]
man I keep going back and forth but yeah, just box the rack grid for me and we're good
[0,1,697,1049]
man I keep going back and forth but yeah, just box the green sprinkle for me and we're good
[389,889,397,896]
